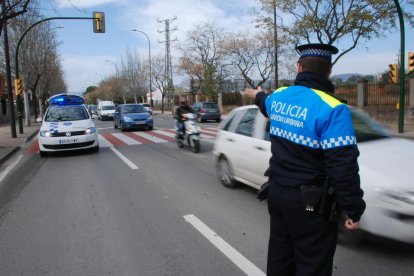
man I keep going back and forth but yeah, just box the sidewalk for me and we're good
[0,120,41,165]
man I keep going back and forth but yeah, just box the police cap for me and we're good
[296,43,339,61]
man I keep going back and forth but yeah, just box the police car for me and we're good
[38,94,99,156]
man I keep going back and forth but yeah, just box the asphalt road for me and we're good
[0,114,413,275]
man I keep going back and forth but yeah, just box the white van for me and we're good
[97,100,116,120]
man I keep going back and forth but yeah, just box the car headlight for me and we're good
[85,127,96,134]
[377,188,414,205]
[147,115,153,120]
[123,116,133,122]
[40,130,51,137]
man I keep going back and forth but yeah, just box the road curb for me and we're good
[25,129,39,143]
[0,146,21,165]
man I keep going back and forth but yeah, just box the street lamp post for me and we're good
[131,29,153,108]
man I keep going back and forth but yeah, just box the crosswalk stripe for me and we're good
[98,135,114,148]
[112,133,141,145]
[200,129,217,136]
[153,129,176,138]
[101,133,127,147]
[131,132,168,143]
[146,130,175,141]
[123,132,154,144]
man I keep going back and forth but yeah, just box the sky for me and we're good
[40,0,414,93]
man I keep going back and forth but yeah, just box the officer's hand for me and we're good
[243,86,262,99]
[344,216,359,230]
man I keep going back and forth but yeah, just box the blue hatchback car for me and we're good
[113,104,153,131]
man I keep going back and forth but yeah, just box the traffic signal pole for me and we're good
[14,15,104,134]
[393,0,405,133]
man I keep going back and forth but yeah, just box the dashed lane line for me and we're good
[183,214,265,276]
[109,147,138,170]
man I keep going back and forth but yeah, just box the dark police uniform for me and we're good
[254,44,366,276]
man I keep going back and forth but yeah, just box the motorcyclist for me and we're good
[174,98,194,138]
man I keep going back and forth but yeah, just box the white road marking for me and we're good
[153,129,176,138]
[183,214,265,276]
[132,132,168,143]
[109,147,138,170]
[0,155,23,182]
[96,127,114,130]
[201,128,217,135]
[112,133,141,145]
[98,135,113,148]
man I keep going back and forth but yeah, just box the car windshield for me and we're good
[351,110,391,142]
[121,105,146,113]
[102,105,115,110]
[90,106,97,112]
[45,106,89,122]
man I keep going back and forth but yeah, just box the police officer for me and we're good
[244,43,366,276]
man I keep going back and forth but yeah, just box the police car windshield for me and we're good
[45,106,89,122]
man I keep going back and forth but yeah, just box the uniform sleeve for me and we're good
[254,91,269,118]
[322,105,366,222]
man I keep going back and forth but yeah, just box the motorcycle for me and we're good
[175,113,201,153]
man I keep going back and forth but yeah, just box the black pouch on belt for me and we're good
[300,185,323,212]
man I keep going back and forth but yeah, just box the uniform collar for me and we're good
[294,72,335,94]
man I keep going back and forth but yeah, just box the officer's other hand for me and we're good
[243,86,262,99]
[344,216,359,230]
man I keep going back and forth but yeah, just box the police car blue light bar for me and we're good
[48,94,85,105]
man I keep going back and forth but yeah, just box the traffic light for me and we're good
[15,78,23,96]
[389,64,399,85]
[408,52,414,74]
[93,12,105,33]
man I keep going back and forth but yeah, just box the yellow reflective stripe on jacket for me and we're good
[274,86,289,93]
[311,89,343,108]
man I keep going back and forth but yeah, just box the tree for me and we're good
[0,0,31,36]
[255,0,414,66]
[223,31,276,88]
[7,8,64,119]
[119,48,146,104]
[177,23,227,100]
[152,55,169,113]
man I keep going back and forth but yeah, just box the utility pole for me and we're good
[157,17,177,102]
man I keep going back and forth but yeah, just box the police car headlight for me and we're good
[40,130,51,137]
[123,116,133,122]
[85,127,96,135]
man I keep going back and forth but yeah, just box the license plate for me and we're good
[59,139,78,144]
[135,121,145,125]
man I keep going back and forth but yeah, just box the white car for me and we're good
[213,105,414,244]
[38,94,99,156]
